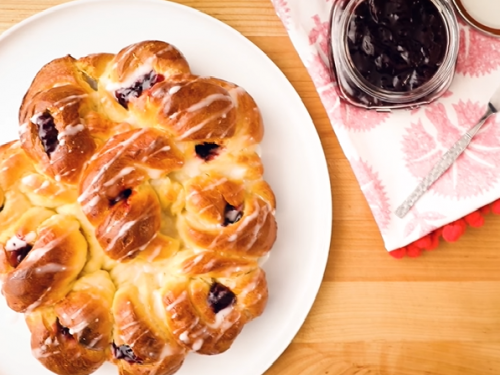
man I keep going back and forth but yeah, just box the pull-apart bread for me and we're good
[0,40,277,375]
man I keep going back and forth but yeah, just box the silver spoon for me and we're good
[395,84,500,218]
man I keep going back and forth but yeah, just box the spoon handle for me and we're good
[395,108,492,219]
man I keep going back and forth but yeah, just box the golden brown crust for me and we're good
[0,39,277,375]
[20,56,84,116]
[26,308,108,375]
[112,285,186,375]
[76,53,115,86]
[111,41,190,82]
[162,251,268,354]
[19,85,97,184]
[54,271,115,350]
[135,75,238,141]
[178,174,277,258]
[2,215,88,312]
[201,77,264,144]
[78,128,184,260]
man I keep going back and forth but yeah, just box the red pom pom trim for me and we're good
[390,201,500,259]
[464,211,484,228]
[492,199,500,215]
[442,219,467,242]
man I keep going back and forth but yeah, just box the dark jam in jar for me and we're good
[329,0,458,109]
[347,0,448,93]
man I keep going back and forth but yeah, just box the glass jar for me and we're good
[329,0,460,110]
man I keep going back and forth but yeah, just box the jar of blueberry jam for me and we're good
[329,0,459,110]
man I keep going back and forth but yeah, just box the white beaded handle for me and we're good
[395,106,495,218]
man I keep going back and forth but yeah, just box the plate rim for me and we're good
[452,0,500,38]
[0,0,333,374]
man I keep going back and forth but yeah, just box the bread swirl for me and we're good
[0,40,277,375]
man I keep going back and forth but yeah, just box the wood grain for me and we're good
[1,1,500,375]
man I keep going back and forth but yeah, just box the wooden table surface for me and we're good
[1,1,500,374]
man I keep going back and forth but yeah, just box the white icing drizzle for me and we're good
[218,119,236,139]
[185,190,199,201]
[169,86,181,95]
[87,334,103,348]
[155,44,174,57]
[148,145,171,160]
[177,109,232,141]
[5,235,29,251]
[179,331,189,343]
[197,203,215,215]
[34,263,67,274]
[26,286,52,313]
[19,122,29,136]
[202,178,227,192]
[69,319,90,335]
[33,348,60,359]
[191,254,205,267]
[239,273,263,304]
[142,166,165,179]
[78,128,148,208]
[120,319,141,332]
[192,339,204,351]
[186,93,231,113]
[52,94,88,115]
[103,167,135,187]
[209,307,231,330]
[114,43,139,69]
[34,180,51,193]
[125,326,148,348]
[165,291,187,312]
[30,112,43,124]
[87,195,101,208]
[106,57,155,93]
[57,124,85,146]
[147,244,163,262]
[105,220,137,252]
[203,260,216,272]
[227,86,246,107]
[227,166,247,180]
[245,203,270,250]
[66,301,91,323]
[26,231,71,264]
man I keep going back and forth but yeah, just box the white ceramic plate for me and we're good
[0,1,332,374]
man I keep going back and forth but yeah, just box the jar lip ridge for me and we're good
[330,0,460,109]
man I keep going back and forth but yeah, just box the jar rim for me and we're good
[331,0,460,106]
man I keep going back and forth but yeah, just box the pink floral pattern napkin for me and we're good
[271,0,500,252]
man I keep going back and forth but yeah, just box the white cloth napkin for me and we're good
[271,0,500,251]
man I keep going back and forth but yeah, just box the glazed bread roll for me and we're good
[0,40,277,375]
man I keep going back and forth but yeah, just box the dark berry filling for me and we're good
[115,71,165,109]
[223,204,243,227]
[112,343,143,364]
[110,189,133,206]
[195,143,220,161]
[208,282,236,314]
[6,244,33,268]
[56,319,74,340]
[347,0,447,92]
[34,112,59,157]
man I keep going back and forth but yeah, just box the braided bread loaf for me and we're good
[0,40,277,375]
